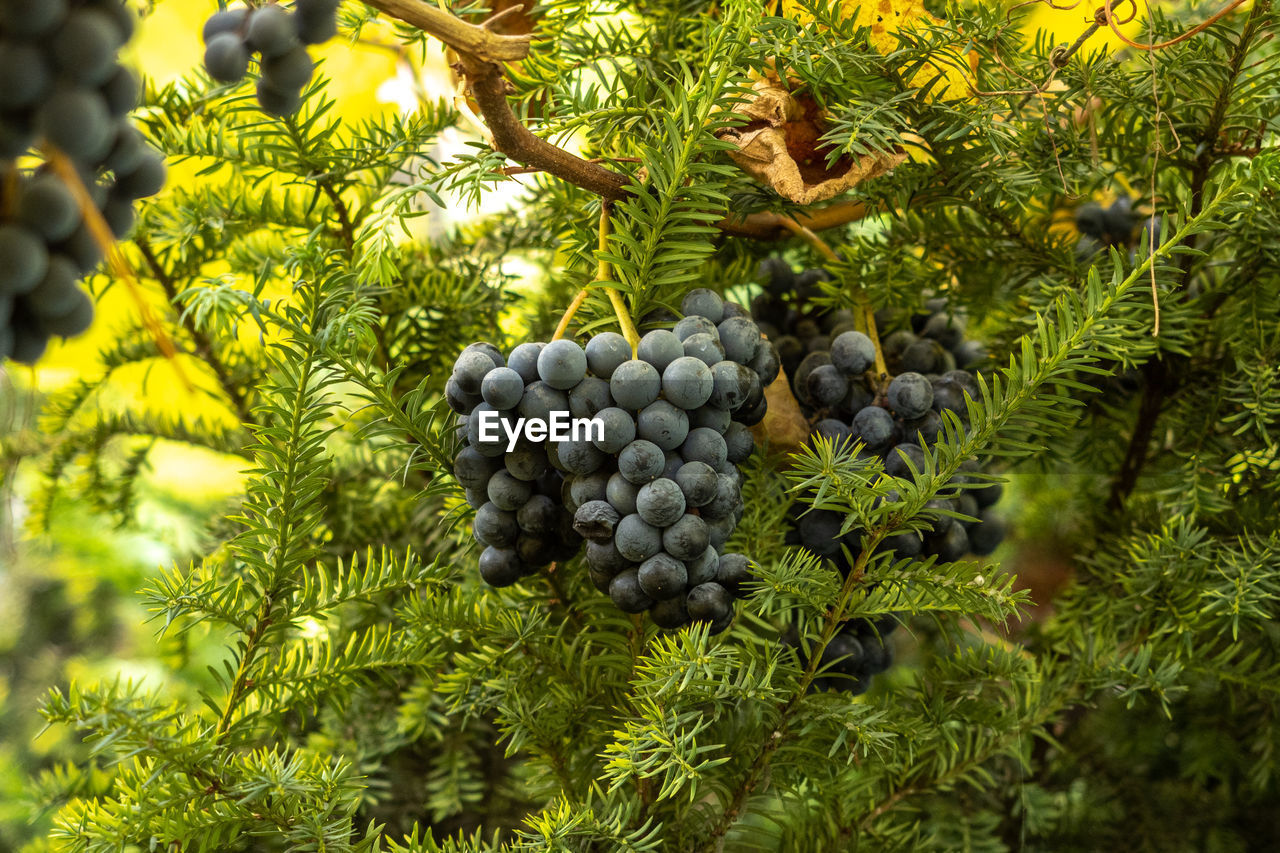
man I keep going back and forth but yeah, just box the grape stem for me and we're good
[43,148,195,395]
[777,216,889,385]
[552,204,640,354]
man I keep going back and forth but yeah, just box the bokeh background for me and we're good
[0,2,1140,847]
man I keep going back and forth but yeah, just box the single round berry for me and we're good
[247,4,300,57]
[662,514,709,561]
[681,288,724,324]
[887,372,934,419]
[831,330,876,375]
[568,470,610,506]
[517,381,569,423]
[662,356,714,410]
[649,595,690,629]
[687,582,731,622]
[709,361,754,410]
[638,552,687,600]
[806,364,848,408]
[636,478,686,527]
[853,406,895,451]
[587,538,631,575]
[262,44,315,91]
[606,471,639,515]
[516,494,560,534]
[568,376,611,419]
[585,331,630,379]
[0,226,49,297]
[637,329,684,372]
[680,427,727,469]
[474,502,519,548]
[685,546,719,586]
[203,8,249,43]
[591,406,636,454]
[487,470,533,511]
[507,342,544,383]
[716,553,752,597]
[24,256,84,320]
[674,461,717,507]
[610,359,661,410]
[688,405,730,433]
[256,78,303,117]
[453,445,499,490]
[481,367,524,410]
[885,443,927,479]
[682,332,725,367]
[52,9,122,86]
[38,88,113,164]
[114,152,168,200]
[0,42,51,110]
[615,514,662,562]
[479,547,524,587]
[717,316,761,364]
[38,290,93,338]
[537,338,588,390]
[204,32,250,82]
[295,0,339,44]
[18,175,79,243]
[618,439,665,484]
[637,400,689,451]
[609,569,653,613]
[557,437,605,475]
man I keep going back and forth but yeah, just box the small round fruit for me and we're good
[479,547,524,587]
[638,552,687,600]
[686,582,731,622]
[204,32,250,82]
[538,338,588,390]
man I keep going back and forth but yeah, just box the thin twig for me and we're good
[1103,0,1249,51]
[136,238,252,424]
[44,149,195,394]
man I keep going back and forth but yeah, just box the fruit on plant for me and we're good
[754,259,1010,692]
[200,1,340,118]
[0,0,163,365]
[448,294,773,628]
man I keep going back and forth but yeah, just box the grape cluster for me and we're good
[786,614,897,695]
[1073,196,1160,262]
[753,260,1008,692]
[201,1,338,118]
[0,0,165,364]
[450,289,781,632]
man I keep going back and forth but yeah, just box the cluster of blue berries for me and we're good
[753,260,1008,693]
[1073,196,1161,262]
[202,0,338,117]
[450,292,779,631]
[0,0,165,363]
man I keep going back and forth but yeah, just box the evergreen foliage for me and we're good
[3,0,1280,850]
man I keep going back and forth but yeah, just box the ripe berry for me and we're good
[205,32,250,83]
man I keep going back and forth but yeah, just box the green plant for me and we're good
[6,0,1280,850]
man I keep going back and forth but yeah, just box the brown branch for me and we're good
[362,0,630,201]
[360,0,533,61]
[136,238,252,425]
[360,0,894,236]
[456,52,631,200]
[717,200,873,239]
